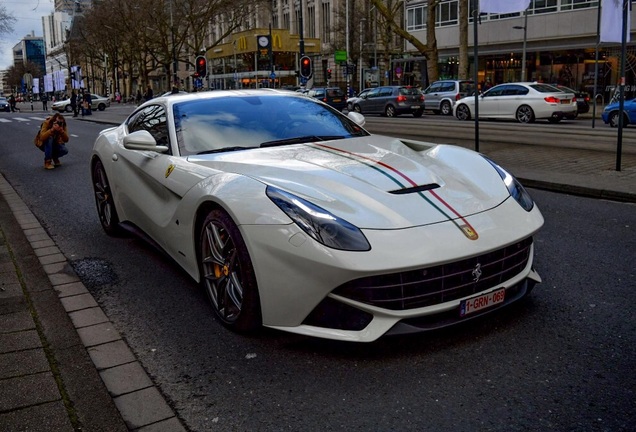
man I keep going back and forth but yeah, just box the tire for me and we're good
[455,104,471,120]
[412,109,423,118]
[353,104,361,113]
[65,104,73,113]
[547,116,562,124]
[385,105,397,117]
[440,101,452,116]
[199,209,262,332]
[91,159,122,236]
[608,111,628,128]
[98,103,106,111]
[516,105,535,123]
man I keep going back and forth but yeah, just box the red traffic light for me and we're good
[195,55,207,77]
[300,56,312,79]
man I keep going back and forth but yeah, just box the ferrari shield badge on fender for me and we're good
[165,164,175,178]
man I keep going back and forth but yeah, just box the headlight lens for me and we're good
[266,186,370,251]
[483,157,534,212]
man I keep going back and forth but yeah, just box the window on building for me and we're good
[321,1,331,44]
[308,5,316,38]
[560,0,598,10]
[437,0,459,27]
[407,5,426,31]
[533,0,558,14]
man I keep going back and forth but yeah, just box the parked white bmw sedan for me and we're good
[454,82,577,123]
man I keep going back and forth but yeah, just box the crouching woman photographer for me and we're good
[37,113,69,170]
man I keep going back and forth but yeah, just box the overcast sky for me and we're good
[1,0,55,70]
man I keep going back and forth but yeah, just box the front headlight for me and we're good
[483,157,534,212]
[266,186,370,251]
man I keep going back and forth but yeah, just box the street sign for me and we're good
[395,66,403,79]
[270,72,276,79]
[335,50,347,63]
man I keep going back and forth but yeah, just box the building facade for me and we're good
[405,0,634,101]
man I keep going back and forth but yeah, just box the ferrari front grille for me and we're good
[333,237,533,311]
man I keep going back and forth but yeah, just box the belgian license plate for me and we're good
[411,105,420,109]
[460,288,505,317]
[561,99,570,104]
[333,98,341,102]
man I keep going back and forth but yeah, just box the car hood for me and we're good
[188,136,513,229]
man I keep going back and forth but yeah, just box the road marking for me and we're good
[13,117,31,122]
[70,134,79,137]
[30,117,47,121]
[0,118,10,123]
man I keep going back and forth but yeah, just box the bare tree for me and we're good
[369,0,440,83]
[0,4,15,36]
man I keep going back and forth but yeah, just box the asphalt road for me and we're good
[1,115,634,431]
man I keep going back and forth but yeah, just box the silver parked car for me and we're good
[52,93,111,112]
[423,80,475,115]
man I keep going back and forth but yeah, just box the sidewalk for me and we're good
[1,99,635,431]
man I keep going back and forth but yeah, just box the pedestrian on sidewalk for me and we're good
[136,89,142,105]
[144,85,153,102]
[41,93,48,111]
[70,90,78,117]
[35,113,69,170]
[8,94,20,112]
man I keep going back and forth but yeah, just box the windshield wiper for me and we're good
[197,146,253,155]
[260,136,345,148]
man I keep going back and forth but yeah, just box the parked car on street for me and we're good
[306,87,347,111]
[52,93,110,112]
[90,89,543,342]
[601,97,636,127]
[454,82,577,123]
[0,97,9,112]
[351,85,424,117]
[423,80,475,115]
[551,84,590,115]
[346,88,370,111]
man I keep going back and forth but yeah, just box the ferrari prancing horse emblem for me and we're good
[165,164,175,178]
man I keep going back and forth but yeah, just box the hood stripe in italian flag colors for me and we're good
[312,143,479,240]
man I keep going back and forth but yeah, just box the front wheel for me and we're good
[65,104,73,113]
[199,209,261,332]
[98,104,106,111]
[353,104,361,113]
[91,159,122,236]
[516,105,535,123]
[455,104,471,120]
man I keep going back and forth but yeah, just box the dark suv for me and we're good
[307,87,347,111]
[351,86,424,117]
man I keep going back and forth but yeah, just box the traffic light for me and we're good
[195,56,207,78]
[300,56,312,79]
[327,68,332,80]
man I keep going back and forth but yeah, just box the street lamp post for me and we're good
[359,18,366,91]
[513,9,528,82]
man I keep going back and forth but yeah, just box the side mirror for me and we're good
[347,111,366,127]
[123,130,169,153]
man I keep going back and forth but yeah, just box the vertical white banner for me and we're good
[32,78,40,93]
[600,0,630,43]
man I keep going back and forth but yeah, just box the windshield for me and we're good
[173,94,368,156]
